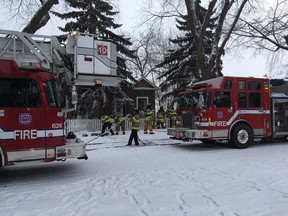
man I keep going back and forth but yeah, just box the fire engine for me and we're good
[0,29,120,167]
[168,76,288,148]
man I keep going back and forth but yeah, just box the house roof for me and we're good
[134,77,158,90]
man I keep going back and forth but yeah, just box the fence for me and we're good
[66,118,171,132]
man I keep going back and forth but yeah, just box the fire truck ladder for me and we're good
[0,29,73,85]
[0,29,121,87]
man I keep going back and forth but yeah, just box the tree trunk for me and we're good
[22,0,59,34]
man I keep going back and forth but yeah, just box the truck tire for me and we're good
[230,124,252,149]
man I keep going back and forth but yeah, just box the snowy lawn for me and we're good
[1,129,288,216]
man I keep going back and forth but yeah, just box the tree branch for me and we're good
[22,0,59,33]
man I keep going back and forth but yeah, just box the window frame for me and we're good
[213,91,231,108]
[238,92,247,108]
[0,77,42,108]
[248,92,261,108]
[238,80,246,90]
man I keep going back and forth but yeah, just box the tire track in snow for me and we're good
[123,188,153,216]
[172,165,244,216]
[176,192,188,216]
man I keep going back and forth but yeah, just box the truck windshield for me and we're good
[176,91,211,109]
[44,79,62,108]
[0,78,41,108]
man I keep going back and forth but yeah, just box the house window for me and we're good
[137,97,148,111]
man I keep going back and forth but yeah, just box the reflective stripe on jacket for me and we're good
[157,110,165,122]
[144,109,153,121]
[169,110,176,120]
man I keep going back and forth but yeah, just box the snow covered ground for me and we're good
[1,129,288,216]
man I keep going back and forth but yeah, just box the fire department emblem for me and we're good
[19,113,32,125]
[217,111,223,119]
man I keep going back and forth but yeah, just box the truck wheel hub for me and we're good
[237,129,249,144]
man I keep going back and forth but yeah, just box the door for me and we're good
[273,99,288,136]
[0,78,46,163]
[42,79,65,157]
[137,97,148,111]
[211,91,233,138]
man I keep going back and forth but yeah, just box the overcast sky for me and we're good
[0,0,279,79]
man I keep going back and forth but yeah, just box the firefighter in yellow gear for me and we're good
[114,113,126,135]
[167,107,176,128]
[100,115,115,135]
[144,104,154,134]
[127,109,140,146]
[157,106,166,129]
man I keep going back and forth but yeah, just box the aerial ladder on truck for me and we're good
[0,29,121,87]
[0,29,121,167]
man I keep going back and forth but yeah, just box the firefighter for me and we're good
[114,113,126,135]
[127,109,140,146]
[167,106,176,128]
[157,106,166,129]
[144,104,154,134]
[100,115,115,136]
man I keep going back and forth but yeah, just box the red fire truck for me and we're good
[0,29,120,167]
[168,76,288,148]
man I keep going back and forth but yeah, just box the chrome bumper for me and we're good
[56,138,87,160]
[167,128,212,139]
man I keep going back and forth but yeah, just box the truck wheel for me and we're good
[230,124,252,149]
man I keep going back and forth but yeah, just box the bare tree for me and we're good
[233,0,288,52]
[2,0,59,33]
[232,0,288,77]
[2,0,40,19]
[125,27,174,106]
[127,27,171,81]
[142,0,253,80]
[185,0,252,80]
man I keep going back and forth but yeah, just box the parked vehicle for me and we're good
[0,29,120,167]
[168,76,288,148]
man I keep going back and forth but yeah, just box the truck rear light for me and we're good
[203,132,209,137]
[57,148,66,157]
[57,152,66,157]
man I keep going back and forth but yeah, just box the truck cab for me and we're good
[0,59,86,167]
[168,76,272,148]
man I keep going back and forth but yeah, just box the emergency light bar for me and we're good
[20,60,48,71]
